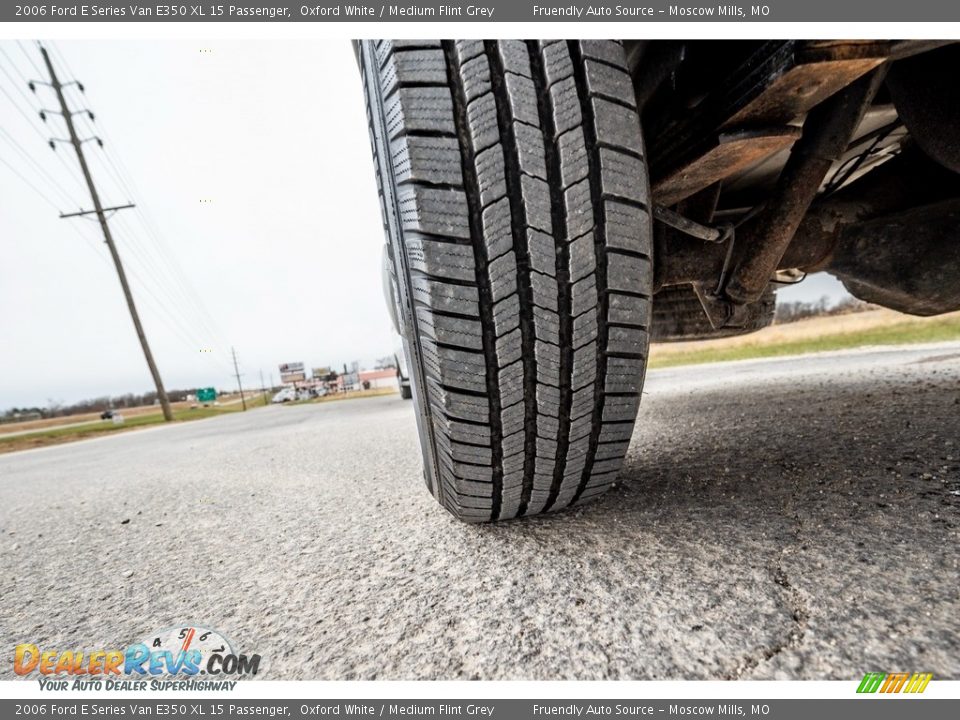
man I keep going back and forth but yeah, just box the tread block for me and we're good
[454,40,486,65]
[564,179,594,240]
[568,413,593,442]
[605,200,651,255]
[410,275,478,315]
[595,440,630,461]
[514,122,548,180]
[385,86,455,140]
[501,402,525,437]
[475,145,507,208]
[452,461,495,483]
[571,274,598,316]
[591,457,626,476]
[536,436,558,459]
[429,381,490,423]
[571,343,598,390]
[417,308,483,350]
[533,305,560,345]
[584,59,636,107]
[481,196,513,259]
[550,76,582,135]
[405,234,476,281]
[607,252,652,292]
[433,415,490,445]
[608,291,651,326]
[602,395,640,423]
[520,175,553,234]
[382,48,448,98]
[376,40,442,69]
[398,185,470,238]
[392,135,463,187]
[558,127,589,188]
[536,384,561,417]
[496,327,523,366]
[422,339,487,394]
[530,271,559,312]
[541,41,574,87]
[504,73,540,127]
[578,40,628,70]
[498,360,524,409]
[591,97,644,156]
[497,40,533,79]
[528,229,557,277]
[460,54,492,103]
[569,231,597,282]
[539,413,560,437]
[599,148,648,203]
[604,356,645,394]
[489,251,518,301]
[502,444,524,472]
[492,293,520,337]
[466,92,501,153]
[607,325,649,356]
[570,385,594,421]
[572,310,599,348]
[598,421,636,444]
[535,339,561,375]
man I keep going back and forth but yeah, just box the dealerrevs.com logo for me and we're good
[15,625,261,691]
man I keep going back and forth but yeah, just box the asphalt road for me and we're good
[2,343,958,680]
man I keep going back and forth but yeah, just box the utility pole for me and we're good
[231,347,247,411]
[259,369,268,406]
[38,46,174,422]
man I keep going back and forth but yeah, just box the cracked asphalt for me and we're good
[1,343,958,680]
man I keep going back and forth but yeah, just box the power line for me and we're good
[38,40,234,362]
[0,138,232,381]
[0,126,83,210]
[0,154,65,212]
[0,48,89,192]
[16,39,43,77]
[7,41,236,383]
[45,40,233,354]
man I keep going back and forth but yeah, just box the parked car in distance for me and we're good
[271,388,297,404]
[100,409,114,420]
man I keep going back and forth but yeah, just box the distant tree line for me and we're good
[1,388,216,423]
[775,295,873,324]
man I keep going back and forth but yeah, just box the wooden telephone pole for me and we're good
[39,45,174,422]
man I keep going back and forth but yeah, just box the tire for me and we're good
[400,382,413,400]
[361,40,653,522]
[651,284,776,342]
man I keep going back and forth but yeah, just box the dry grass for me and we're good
[0,392,257,436]
[649,308,960,368]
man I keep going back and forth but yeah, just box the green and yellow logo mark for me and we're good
[857,672,932,694]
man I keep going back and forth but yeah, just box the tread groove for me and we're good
[532,40,575,514]
[486,40,539,518]
[444,40,504,521]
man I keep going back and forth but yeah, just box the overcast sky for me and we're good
[1,40,397,409]
[0,40,849,411]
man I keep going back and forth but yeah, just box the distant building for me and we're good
[358,368,399,391]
